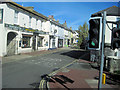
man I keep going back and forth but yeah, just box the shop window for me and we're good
[22,36,31,48]
[58,39,63,48]
[71,38,73,44]
[52,37,56,48]
[117,18,120,21]
[37,37,43,47]
[64,39,67,45]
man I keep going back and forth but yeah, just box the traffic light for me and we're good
[111,27,120,50]
[88,17,102,50]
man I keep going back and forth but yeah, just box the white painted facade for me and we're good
[58,27,64,39]
[64,29,69,46]
[0,2,74,57]
[73,31,79,44]
[0,3,49,56]
[0,4,10,56]
[105,16,120,44]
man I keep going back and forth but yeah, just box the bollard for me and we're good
[102,73,106,84]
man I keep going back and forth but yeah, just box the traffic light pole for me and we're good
[98,11,106,90]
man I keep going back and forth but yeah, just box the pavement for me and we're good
[48,59,120,89]
[2,48,63,64]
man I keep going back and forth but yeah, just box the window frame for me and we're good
[37,36,43,47]
[14,10,18,24]
[22,36,31,48]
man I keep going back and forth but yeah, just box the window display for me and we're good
[22,36,31,48]
[37,37,43,47]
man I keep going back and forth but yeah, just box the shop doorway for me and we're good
[32,35,36,51]
[49,36,56,49]
[67,39,70,46]
[58,39,63,48]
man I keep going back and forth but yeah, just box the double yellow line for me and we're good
[39,59,79,90]
[39,79,46,90]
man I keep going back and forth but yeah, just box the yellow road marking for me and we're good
[38,59,79,89]
[49,59,78,76]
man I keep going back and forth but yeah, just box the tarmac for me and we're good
[2,48,63,64]
[1,47,120,89]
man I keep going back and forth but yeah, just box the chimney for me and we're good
[63,21,67,27]
[48,15,54,20]
[51,15,54,18]
[53,18,55,21]
[70,27,72,30]
[56,19,59,23]
[65,21,66,24]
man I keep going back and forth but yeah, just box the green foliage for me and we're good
[77,22,88,47]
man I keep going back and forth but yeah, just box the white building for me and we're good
[47,16,73,49]
[0,2,74,57]
[73,31,79,44]
[0,2,49,56]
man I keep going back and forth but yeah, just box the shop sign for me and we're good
[5,24,37,32]
[5,23,25,31]
[4,23,48,35]
[25,28,35,32]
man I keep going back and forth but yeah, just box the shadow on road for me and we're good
[60,49,90,61]
[41,74,74,90]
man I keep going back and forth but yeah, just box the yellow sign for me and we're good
[25,28,35,32]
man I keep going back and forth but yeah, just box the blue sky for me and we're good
[16,2,118,30]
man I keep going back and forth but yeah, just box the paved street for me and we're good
[2,48,120,89]
[2,48,88,88]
